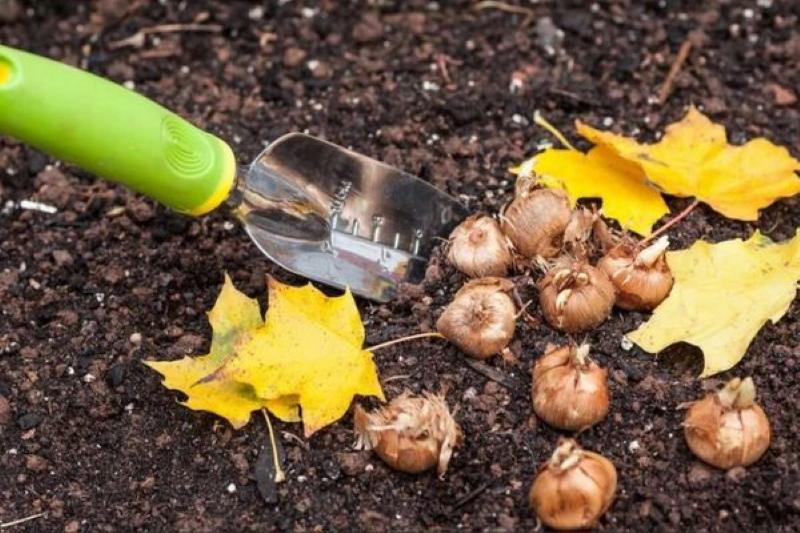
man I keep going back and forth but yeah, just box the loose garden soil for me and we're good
[1,1,799,531]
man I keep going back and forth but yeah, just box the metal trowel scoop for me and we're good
[0,45,467,301]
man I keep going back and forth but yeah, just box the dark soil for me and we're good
[2,1,800,531]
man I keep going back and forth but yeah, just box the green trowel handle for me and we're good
[0,45,235,215]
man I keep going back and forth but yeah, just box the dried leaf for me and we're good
[145,275,384,435]
[578,107,800,220]
[530,146,669,236]
[628,231,800,377]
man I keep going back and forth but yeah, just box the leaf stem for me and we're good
[533,111,578,151]
[367,332,445,352]
[262,409,286,483]
[639,199,699,246]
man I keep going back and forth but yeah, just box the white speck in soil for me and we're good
[620,336,633,351]
[422,80,440,92]
[628,440,641,453]
[222,221,235,231]
[602,117,614,127]
[83,373,96,383]
[248,6,264,20]
[226,482,236,493]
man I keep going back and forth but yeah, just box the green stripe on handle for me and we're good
[0,45,235,215]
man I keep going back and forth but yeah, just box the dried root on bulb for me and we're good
[436,277,516,359]
[532,344,609,430]
[683,377,771,469]
[538,258,615,333]
[598,236,673,310]
[354,392,463,477]
[446,215,514,278]
[501,186,571,259]
[529,439,617,530]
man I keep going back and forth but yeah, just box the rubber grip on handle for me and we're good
[0,45,235,215]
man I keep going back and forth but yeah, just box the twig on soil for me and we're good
[474,1,535,25]
[462,358,523,390]
[383,374,412,383]
[657,38,694,105]
[0,512,47,529]
[281,430,309,451]
[108,23,223,49]
[452,480,493,510]
[639,199,700,246]
[367,332,444,352]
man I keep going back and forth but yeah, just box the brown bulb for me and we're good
[529,439,617,530]
[446,215,514,277]
[562,207,600,259]
[501,186,571,258]
[437,277,516,359]
[532,344,609,430]
[598,236,673,310]
[683,377,771,470]
[354,392,463,477]
[539,259,615,333]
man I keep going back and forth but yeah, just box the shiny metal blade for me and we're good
[231,133,468,302]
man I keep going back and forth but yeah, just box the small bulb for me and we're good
[683,377,771,469]
[501,186,571,258]
[446,215,514,277]
[532,344,609,430]
[598,236,673,310]
[562,207,599,258]
[539,259,615,333]
[529,439,617,530]
[354,392,463,477]
[437,277,516,359]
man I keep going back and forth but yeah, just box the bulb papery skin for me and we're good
[532,344,609,430]
[437,277,516,359]
[529,439,617,530]
[683,377,771,470]
[501,187,571,258]
[598,236,673,310]
[354,392,463,477]
[447,215,514,278]
[539,261,616,333]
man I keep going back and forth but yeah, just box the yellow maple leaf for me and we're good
[212,277,384,436]
[146,275,384,435]
[532,146,669,236]
[145,274,300,429]
[578,107,800,220]
[628,231,800,377]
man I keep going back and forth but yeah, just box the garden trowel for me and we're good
[0,45,467,301]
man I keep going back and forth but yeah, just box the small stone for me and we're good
[497,513,517,530]
[129,332,142,345]
[283,47,307,68]
[106,364,126,387]
[231,453,249,473]
[353,13,384,43]
[687,463,713,485]
[322,458,341,480]
[307,59,332,79]
[726,466,747,482]
[64,520,80,533]
[17,412,42,430]
[768,83,797,106]
[226,482,237,493]
[52,250,74,267]
[336,452,368,476]
[25,454,48,472]
[0,395,10,425]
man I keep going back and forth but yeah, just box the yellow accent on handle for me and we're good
[0,59,11,85]
[188,139,237,216]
